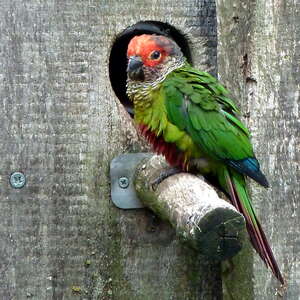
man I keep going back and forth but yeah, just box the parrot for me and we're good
[125,34,284,284]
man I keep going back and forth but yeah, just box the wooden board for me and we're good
[0,0,221,299]
[217,0,300,298]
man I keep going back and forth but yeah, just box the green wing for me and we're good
[163,66,252,160]
[162,65,268,185]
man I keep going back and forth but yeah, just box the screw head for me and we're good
[10,172,26,189]
[118,176,129,189]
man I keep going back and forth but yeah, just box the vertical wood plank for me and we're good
[0,0,223,299]
[217,0,299,299]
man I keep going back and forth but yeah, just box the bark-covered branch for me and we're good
[134,155,246,261]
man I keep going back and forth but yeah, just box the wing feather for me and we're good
[162,66,268,186]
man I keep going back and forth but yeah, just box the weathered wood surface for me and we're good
[0,0,221,299]
[134,154,246,261]
[217,0,300,299]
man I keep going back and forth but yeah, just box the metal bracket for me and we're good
[110,153,151,209]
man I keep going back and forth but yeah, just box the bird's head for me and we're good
[126,34,184,83]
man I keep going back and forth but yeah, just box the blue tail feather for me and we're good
[226,157,269,187]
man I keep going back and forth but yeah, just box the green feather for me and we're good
[163,66,254,162]
[221,110,250,136]
[163,122,185,143]
[164,85,186,131]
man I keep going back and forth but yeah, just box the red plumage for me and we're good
[138,124,187,170]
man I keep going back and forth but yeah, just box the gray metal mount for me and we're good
[110,153,151,209]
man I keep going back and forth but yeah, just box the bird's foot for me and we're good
[150,167,182,191]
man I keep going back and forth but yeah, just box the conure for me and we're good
[126,34,283,284]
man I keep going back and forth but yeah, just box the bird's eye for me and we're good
[150,50,161,60]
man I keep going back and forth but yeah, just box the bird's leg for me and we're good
[150,167,182,191]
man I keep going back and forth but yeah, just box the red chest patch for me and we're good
[138,124,187,170]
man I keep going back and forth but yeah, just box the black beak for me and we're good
[127,56,144,81]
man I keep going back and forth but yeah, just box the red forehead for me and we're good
[127,34,169,57]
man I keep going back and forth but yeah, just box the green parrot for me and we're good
[126,34,283,284]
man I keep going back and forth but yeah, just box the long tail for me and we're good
[219,167,284,284]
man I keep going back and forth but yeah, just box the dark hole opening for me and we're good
[109,21,193,117]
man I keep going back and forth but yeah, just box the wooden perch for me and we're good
[134,154,246,261]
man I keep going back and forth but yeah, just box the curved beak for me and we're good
[127,56,144,81]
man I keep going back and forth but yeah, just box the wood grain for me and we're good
[217,0,299,299]
[0,0,220,299]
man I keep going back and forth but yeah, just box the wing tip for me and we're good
[256,172,269,188]
[226,158,270,188]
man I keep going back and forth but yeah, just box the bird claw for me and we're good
[150,167,181,191]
